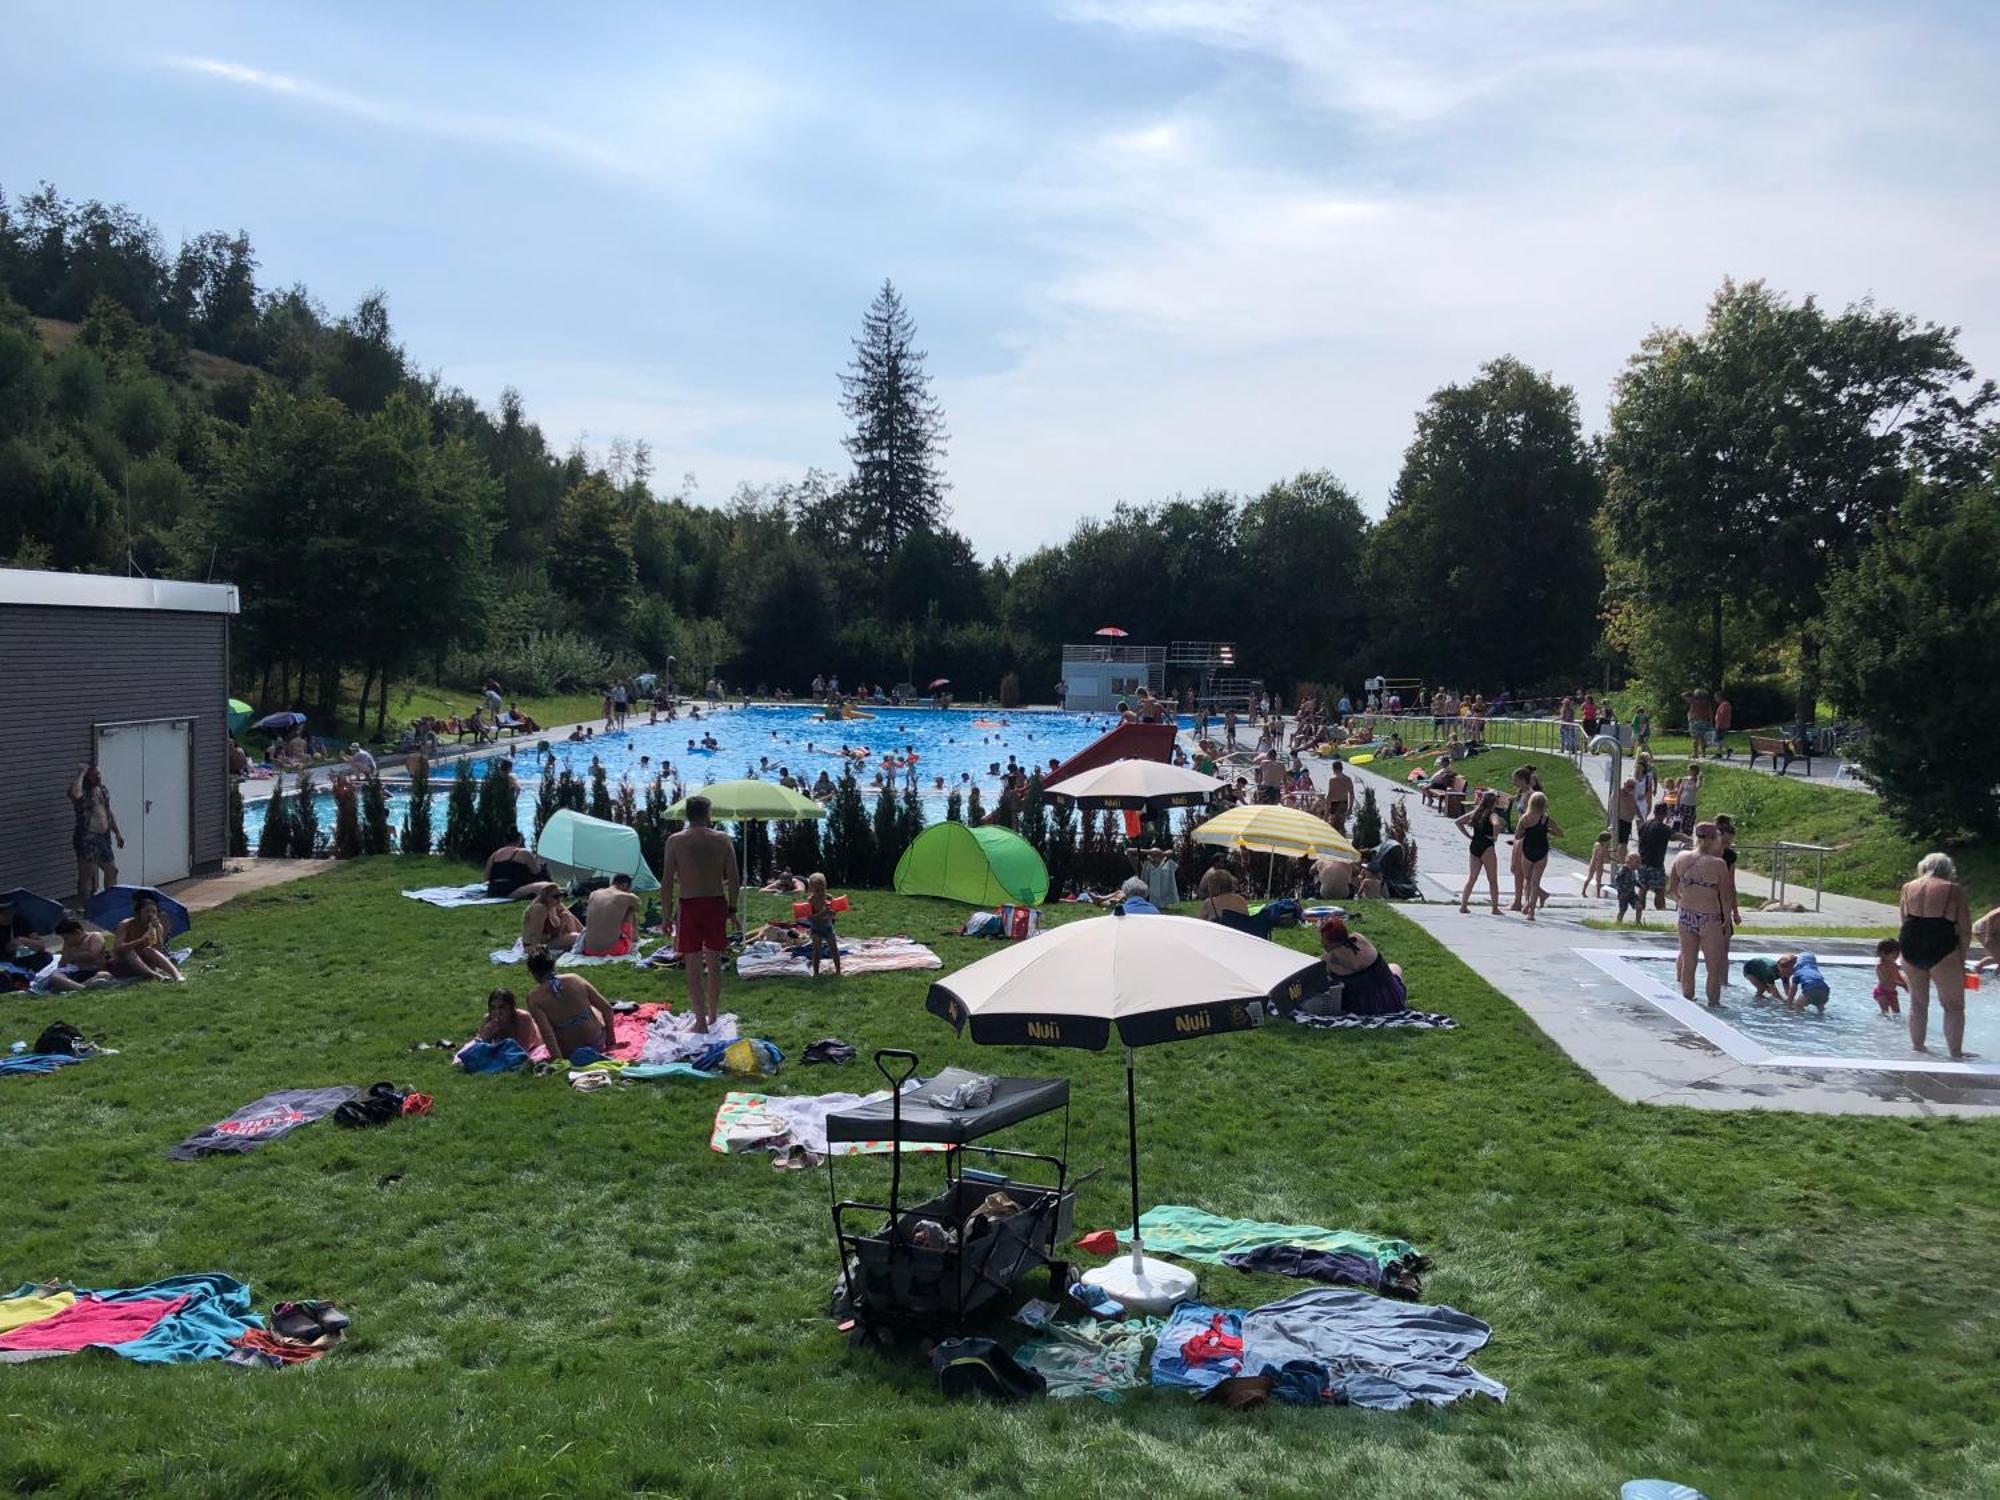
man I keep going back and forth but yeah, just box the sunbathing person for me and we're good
[46,917,119,990]
[475,987,548,1057]
[112,895,184,982]
[484,830,550,898]
[524,950,616,1061]
[522,886,582,953]
[582,874,643,956]
[1196,869,1250,922]
[1318,916,1406,1014]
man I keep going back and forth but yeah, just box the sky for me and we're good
[5,1,1998,557]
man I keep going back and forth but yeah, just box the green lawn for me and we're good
[1686,767,2000,906]
[6,861,1998,1497]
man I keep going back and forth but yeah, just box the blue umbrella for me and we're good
[85,886,191,940]
[0,888,66,935]
[253,711,307,731]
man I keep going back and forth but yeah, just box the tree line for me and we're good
[1,184,1994,836]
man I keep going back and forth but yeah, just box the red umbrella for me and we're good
[1094,626,1129,638]
[928,677,951,690]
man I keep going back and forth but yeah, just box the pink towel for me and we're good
[609,1002,668,1061]
[0,1295,187,1352]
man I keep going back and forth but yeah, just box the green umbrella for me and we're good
[227,699,254,733]
[667,778,826,822]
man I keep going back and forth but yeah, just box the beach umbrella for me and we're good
[927,677,951,691]
[0,888,66,936]
[535,810,660,891]
[252,711,306,732]
[227,699,254,733]
[1094,626,1129,638]
[928,909,1327,1295]
[1191,803,1357,859]
[1045,759,1221,814]
[85,885,192,939]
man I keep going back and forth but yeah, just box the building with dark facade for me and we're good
[0,569,240,898]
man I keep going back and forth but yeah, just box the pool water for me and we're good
[246,705,1155,850]
[1621,954,1999,1064]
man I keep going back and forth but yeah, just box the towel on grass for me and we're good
[709,1084,948,1158]
[1239,1288,1506,1409]
[637,1010,740,1066]
[27,949,195,994]
[734,935,941,980]
[1,1052,89,1078]
[404,883,515,908]
[486,938,656,968]
[1290,1010,1457,1031]
[0,1274,260,1365]
[1125,1206,1419,1277]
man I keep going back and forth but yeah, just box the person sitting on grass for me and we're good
[581,874,642,957]
[804,872,842,978]
[1741,952,1796,1000]
[112,895,184,983]
[484,830,550,899]
[1116,877,1160,915]
[524,950,616,1061]
[522,885,581,954]
[1196,868,1251,922]
[475,987,548,1059]
[1873,939,1908,1017]
[1318,916,1406,1015]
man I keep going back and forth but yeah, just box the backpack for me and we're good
[33,1021,87,1057]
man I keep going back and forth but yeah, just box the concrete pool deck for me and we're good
[1324,755,1999,1118]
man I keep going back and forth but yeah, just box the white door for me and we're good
[140,720,192,885]
[92,718,194,887]
[93,722,148,883]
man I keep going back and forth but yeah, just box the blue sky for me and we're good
[5,1,1997,555]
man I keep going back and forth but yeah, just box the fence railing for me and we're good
[1728,840,1836,913]
[1341,712,1591,762]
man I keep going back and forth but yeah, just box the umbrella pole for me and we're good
[1125,1045,1145,1274]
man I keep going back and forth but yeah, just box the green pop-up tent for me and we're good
[535,809,660,891]
[894,823,1048,907]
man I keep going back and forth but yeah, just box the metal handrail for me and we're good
[1729,839,1836,913]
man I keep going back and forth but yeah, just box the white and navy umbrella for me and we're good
[928,909,1327,1274]
[1043,759,1221,814]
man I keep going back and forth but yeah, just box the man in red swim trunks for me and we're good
[662,794,740,1033]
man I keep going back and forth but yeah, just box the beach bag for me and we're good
[33,1021,87,1057]
[999,905,1040,940]
[721,1038,784,1077]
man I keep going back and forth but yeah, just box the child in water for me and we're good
[1873,939,1906,1016]
[805,872,842,978]
[1788,952,1831,1011]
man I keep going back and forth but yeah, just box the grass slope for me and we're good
[5,862,1998,1498]
[1353,747,1610,865]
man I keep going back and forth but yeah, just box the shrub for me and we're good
[360,769,391,855]
[532,770,559,841]
[998,670,1020,708]
[441,630,615,697]
[288,770,321,858]
[967,786,985,826]
[555,768,586,813]
[1353,786,1382,852]
[634,777,669,876]
[401,758,434,853]
[255,779,287,857]
[441,767,479,859]
[945,790,963,824]
[743,819,771,883]
[227,781,248,858]
[872,781,900,885]
[823,771,874,888]
[471,759,520,861]
[331,775,362,859]
[897,785,926,872]
[1017,772,1049,852]
[588,762,614,821]
[775,816,822,877]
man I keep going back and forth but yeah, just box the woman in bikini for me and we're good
[113,895,184,982]
[521,885,582,954]
[1455,790,1503,915]
[475,988,547,1058]
[1898,853,1974,1059]
[524,949,617,1061]
[1513,790,1562,923]
[1669,823,1732,1007]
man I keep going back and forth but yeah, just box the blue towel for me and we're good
[0,1052,85,1077]
[457,1038,529,1074]
[84,1273,262,1364]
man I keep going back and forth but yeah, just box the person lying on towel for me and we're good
[582,874,642,957]
[522,885,582,954]
[525,951,616,1061]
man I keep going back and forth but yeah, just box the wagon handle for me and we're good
[874,1048,920,1089]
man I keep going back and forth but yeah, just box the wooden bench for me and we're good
[1748,734,1810,775]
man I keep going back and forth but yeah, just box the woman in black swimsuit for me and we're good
[1319,917,1407,1016]
[1455,790,1503,915]
[1898,853,1973,1059]
[1514,790,1562,923]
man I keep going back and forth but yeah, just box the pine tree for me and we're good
[872,781,900,885]
[331,775,362,859]
[257,777,290,857]
[360,768,391,855]
[776,817,823,878]
[1354,786,1382,852]
[839,280,950,557]
[442,768,479,859]
[588,762,613,821]
[1045,798,1075,896]
[555,769,586,813]
[897,784,926,870]
[289,770,321,858]
[968,785,985,826]
[401,758,434,854]
[532,770,559,841]
[946,789,963,824]
[228,780,249,858]
[472,761,518,860]
[824,771,874,887]
[1017,772,1048,852]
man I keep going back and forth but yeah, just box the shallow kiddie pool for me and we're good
[1579,948,2000,1074]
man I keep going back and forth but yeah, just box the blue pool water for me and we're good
[246,705,1155,850]
[1621,954,2000,1064]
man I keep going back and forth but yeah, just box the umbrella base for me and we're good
[1080,1252,1196,1317]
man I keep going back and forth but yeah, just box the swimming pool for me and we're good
[245,706,1161,850]
[1579,948,2000,1075]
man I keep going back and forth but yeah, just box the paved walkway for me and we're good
[1316,750,1995,1117]
[163,857,333,913]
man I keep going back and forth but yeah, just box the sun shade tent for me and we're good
[927,909,1328,1300]
[534,810,660,891]
[895,823,1048,907]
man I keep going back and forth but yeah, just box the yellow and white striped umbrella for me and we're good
[1190,803,1357,858]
